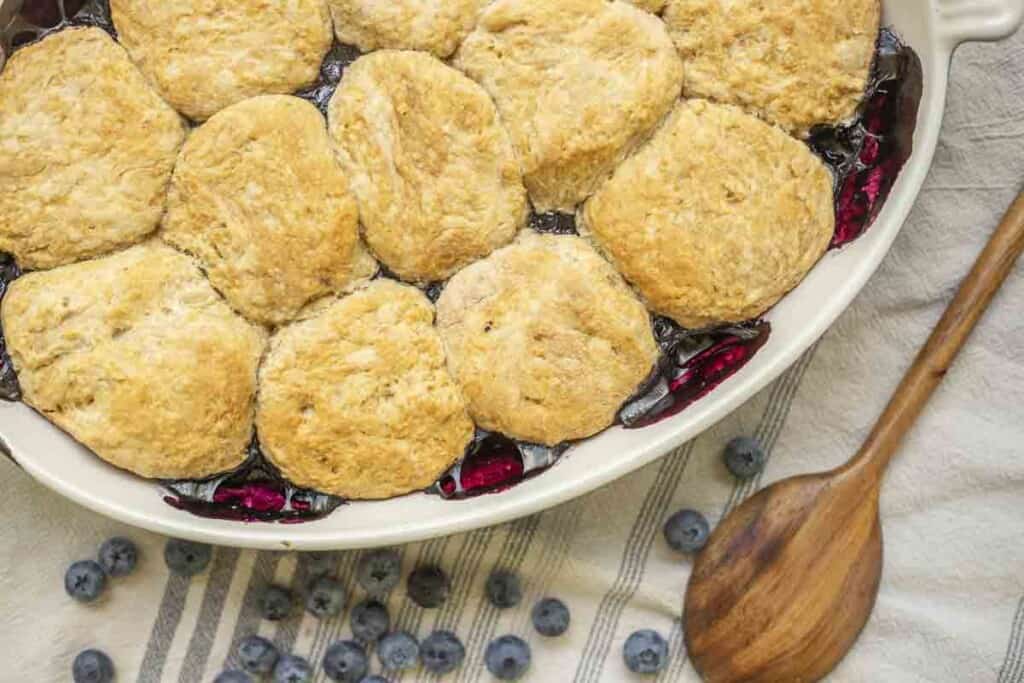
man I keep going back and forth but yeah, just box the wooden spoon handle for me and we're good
[849,189,1024,480]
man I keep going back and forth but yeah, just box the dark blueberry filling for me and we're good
[433,431,567,500]
[295,41,362,115]
[0,253,21,401]
[529,211,578,235]
[5,0,115,49]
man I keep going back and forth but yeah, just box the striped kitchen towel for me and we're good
[2,26,1024,683]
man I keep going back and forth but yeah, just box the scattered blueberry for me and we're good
[72,649,114,683]
[723,436,767,479]
[65,560,107,603]
[485,635,531,680]
[261,584,294,621]
[378,631,419,670]
[299,552,336,580]
[356,548,401,595]
[531,597,570,637]
[663,508,711,554]
[306,576,346,618]
[273,654,313,683]
[350,599,390,642]
[214,671,253,683]
[421,630,465,675]
[360,677,389,683]
[407,565,449,608]
[322,640,368,682]
[485,569,522,609]
[623,629,668,674]
[164,538,212,576]
[97,537,138,577]
[237,635,279,674]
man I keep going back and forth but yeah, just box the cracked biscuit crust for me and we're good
[436,233,658,446]
[329,51,526,283]
[580,100,835,329]
[0,242,267,479]
[454,0,683,212]
[257,280,474,499]
[663,0,879,134]
[163,96,360,326]
[328,0,488,57]
[110,0,333,121]
[0,28,185,270]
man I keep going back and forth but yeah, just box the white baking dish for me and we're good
[0,0,1021,549]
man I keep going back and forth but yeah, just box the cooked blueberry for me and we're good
[420,630,465,675]
[663,509,710,554]
[531,598,570,637]
[724,436,767,479]
[350,599,390,642]
[97,537,138,577]
[299,552,336,580]
[407,565,449,608]
[322,640,368,682]
[237,635,279,674]
[261,584,294,621]
[273,654,313,683]
[485,569,522,609]
[378,631,419,670]
[71,649,114,683]
[65,560,106,603]
[623,629,668,674]
[484,635,530,680]
[306,576,346,618]
[213,671,253,683]
[356,548,401,595]
[164,538,212,576]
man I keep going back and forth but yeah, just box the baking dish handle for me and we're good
[935,0,1024,48]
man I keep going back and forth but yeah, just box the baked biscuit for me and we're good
[328,0,487,57]
[623,0,667,13]
[329,51,526,282]
[257,280,474,499]
[454,0,683,212]
[580,100,835,329]
[0,242,266,479]
[663,0,879,134]
[436,233,658,445]
[163,96,360,326]
[110,0,333,121]
[0,28,185,270]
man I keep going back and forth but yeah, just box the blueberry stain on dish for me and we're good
[295,41,362,114]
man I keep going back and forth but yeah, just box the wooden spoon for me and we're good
[684,189,1024,683]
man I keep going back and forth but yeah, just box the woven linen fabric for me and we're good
[1,31,1023,683]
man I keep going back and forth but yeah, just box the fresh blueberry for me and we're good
[307,576,346,618]
[623,629,668,674]
[407,565,449,608]
[261,584,294,621]
[724,436,767,479]
[273,654,313,683]
[359,677,389,683]
[350,599,390,642]
[663,508,710,554]
[237,635,279,674]
[356,548,401,595]
[485,635,530,680]
[214,671,253,683]
[97,537,138,577]
[164,538,212,576]
[65,560,107,603]
[299,552,336,580]
[71,649,114,683]
[485,569,522,609]
[420,630,465,675]
[322,640,368,682]
[531,598,570,637]
[378,631,419,670]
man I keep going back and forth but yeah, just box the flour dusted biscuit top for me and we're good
[0,243,266,479]
[436,233,658,446]
[328,0,488,57]
[580,100,835,329]
[329,51,526,282]
[0,28,185,270]
[110,0,333,121]
[454,0,683,212]
[162,96,360,326]
[663,0,879,134]
[257,280,474,499]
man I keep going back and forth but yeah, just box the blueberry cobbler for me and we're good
[0,0,921,522]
